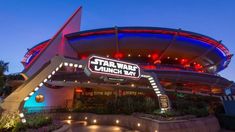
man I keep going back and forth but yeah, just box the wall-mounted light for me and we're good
[131,84,135,87]
[79,65,83,68]
[68,115,72,119]
[116,120,119,124]
[93,119,97,123]
[69,63,73,67]
[67,120,71,124]
[74,64,78,67]
[137,123,141,127]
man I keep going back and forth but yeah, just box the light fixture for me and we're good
[148,54,151,58]
[138,54,141,57]
[56,67,59,71]
[148,77,153,81]
[155,91,161,94]
[152,86,158,88]
[35,94,44,102]
[52,71,55,75]
[175,58,178,60]
[137,123,141,127]
[157,94,162,96]
[151,83,156,86]
[43,78,48,83]
[78,65,83,68]
[24,97,29,101]
[22,119,26,123]
[67,120,71,124]
[74,64,78,67]
[85,117,88,120]
[149,80,155,83]
[48,74,52,79]
[68,115,72,119]
[63,80,66,82]
[131,84,135,87]
[93,119,97,123]
[87,81,90,84]
[75,80,78,83]
[116,83,120,85]
[64,62,68,66]
[19,113,24,118]
[59,63,63,68]
[128,54,131,57]
[39,83,43,87]
[106,55,110,58]
[29,92,34,96]
[34,87,39,91]
[167,57,170,59]
[69,63,73,67]
[116,120,119,124]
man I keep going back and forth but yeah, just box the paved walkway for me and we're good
[71,124,139,132]
[63,120,139,132]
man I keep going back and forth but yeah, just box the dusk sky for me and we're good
[0,0,234,81]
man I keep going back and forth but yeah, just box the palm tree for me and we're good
[0,61,9,95]
[0,61,8,76]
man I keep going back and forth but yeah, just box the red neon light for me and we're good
[151,53,158,60]
[143,65,156,70]
[180,59,188,65]
[80,54,88,60]
[75,88,83,93]
[114,52,124,59]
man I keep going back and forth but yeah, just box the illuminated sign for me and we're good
[158,95,170,110]
[87,56,140,79]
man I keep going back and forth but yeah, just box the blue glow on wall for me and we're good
[23,86,47,112]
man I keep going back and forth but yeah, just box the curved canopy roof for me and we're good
[23,27,233,73]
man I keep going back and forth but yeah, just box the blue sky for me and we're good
[0,0,234,81]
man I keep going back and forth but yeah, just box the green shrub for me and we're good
[12,122,26,132]
[0,113,19,131]
[26,115,52,129]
